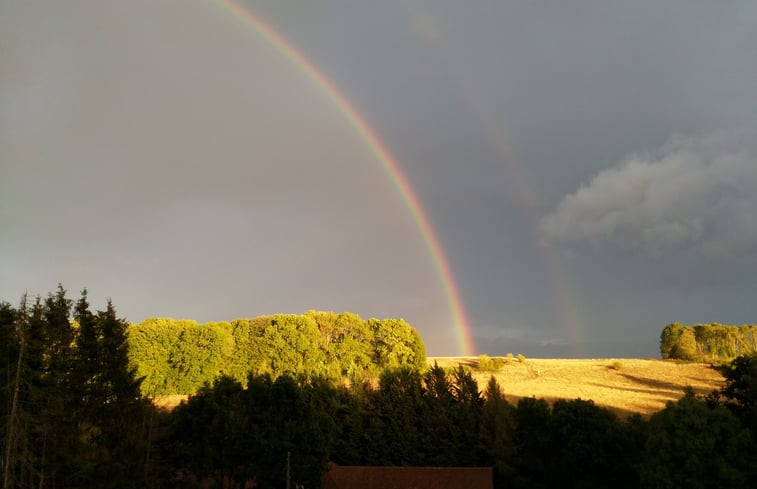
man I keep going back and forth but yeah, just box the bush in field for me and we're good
[479,354,504,372]
[608,360,623,371]
[517,354,526,363]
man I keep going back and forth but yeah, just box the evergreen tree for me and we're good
[87,300,149,487]
[479,377,516,487]
[420,364,456,465]
[370,367,425,465]
[2,287,150,488]
[37,287,78,487]
[1,291,75,488]
[449,366,483,466]
[512,397,552,489]
[1,300,21,489]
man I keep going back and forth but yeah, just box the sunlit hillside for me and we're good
[429,357,725,417]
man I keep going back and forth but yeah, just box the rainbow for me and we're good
[392,0,583,356]
[215,0,476,356]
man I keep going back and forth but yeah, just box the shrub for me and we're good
[478,354,492,371]
[479,354,504,372]
[517,354,526,363]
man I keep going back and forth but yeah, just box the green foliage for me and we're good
[516,354,526,363]
[639,392,754,489]
[674,327,699,361]
[260,314,326,377]
[371,317,426,371]
[547,399,639,489]
[478,354,504,372]
[660,323,757,362]
[306,310,374,381]
[720,354,757,435]
[226,316,269,382]
[660,322,686,359]
[127,312,427,396]
[127,318,229,396]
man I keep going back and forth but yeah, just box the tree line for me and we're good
[3,288,757,488]
[128,311,426,397]
[660,322,757,361]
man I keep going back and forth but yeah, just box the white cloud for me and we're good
[540,130,757,255]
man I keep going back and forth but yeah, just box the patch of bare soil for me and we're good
[429,357,726,418]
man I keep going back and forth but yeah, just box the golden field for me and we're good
[430,357,726,417]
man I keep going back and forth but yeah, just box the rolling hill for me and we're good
[429,357,725,417]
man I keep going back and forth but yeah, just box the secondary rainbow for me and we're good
[410,18,584,356]
[216,0,476,356]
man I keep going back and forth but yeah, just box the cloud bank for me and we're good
[540,130,757,255]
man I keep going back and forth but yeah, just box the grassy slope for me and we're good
[430,357,726,418]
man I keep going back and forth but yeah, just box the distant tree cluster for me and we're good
[127,311,426,396]
[660,322,757,361]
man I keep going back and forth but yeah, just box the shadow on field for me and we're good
[617,372,691,393]
[458,358,479,368]
[505,394,646,420]
[686,374,725,388]
[584,381,681,397]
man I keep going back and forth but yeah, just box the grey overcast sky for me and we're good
[2,0,756,357]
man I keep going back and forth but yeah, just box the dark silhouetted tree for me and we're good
[640,391,754,489]
[479,376,516,487]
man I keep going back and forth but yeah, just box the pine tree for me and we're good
[3,288,152,488]
[1,299,21,489]
[480,376,516,486]
[2,292,73,489]
[72,293,149,487]
[39,286,78,487]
